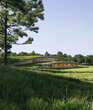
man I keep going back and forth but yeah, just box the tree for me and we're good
[0,0,44,64]
[31,50,36,55]
[57,51,63,57]
[85,55,93,65]
[73,54,85,64]
[18,52,28,56]
[45,51,50,56]
[10,52,17,56]
[66,55,72,62]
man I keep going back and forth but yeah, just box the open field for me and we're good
[0,56,93,110]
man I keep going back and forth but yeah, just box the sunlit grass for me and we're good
[63,66,93,72]
[8,56,40,60]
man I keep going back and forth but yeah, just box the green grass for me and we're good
[0,56,40,65]
[8,56,41,64]
[9,56,40,60]
[0,56,93,110]
[37,66,93,82]
[63,66,93,72]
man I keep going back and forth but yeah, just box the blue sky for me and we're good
[12,0,93,56]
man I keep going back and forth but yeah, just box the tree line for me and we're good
[8,51,93,65]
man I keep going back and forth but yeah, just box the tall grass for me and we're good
[0,56,93,110]
[0,97,92,110]
[0,100,19,110]
[27,97,92,110]
[0,65,93,109]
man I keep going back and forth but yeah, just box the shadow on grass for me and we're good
[0,66,93,109]
[0,57,22,65]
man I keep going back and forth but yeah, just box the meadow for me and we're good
[0,56,93,110]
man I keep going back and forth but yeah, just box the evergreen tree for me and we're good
[0,0,44,64]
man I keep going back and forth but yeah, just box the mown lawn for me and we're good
[0,56,93,110]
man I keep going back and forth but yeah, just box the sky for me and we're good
[12,0,93,56]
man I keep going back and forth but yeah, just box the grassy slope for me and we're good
[38,66,93,82]
[8,56,41,64]
[0,56,93,110]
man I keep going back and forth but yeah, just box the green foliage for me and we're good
[45,51,50,56]
[0,100,19,110]
[27,98,48,110]
[57,51,63,57]
[31,50,36,55]
[27,97,92,110]
[85,55,93,65]
[51,98,92,110]
[23,38,34,44]
[0,0,44,59]
[73,54,85,64]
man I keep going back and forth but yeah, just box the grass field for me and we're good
[0,56,93,110]
[37,66,93,82]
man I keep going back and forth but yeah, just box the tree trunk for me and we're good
[4,1,8,65]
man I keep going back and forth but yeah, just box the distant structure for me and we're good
[43,61,76,69]
[13,56,63,66]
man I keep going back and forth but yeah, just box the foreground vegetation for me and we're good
[0,56,93,110]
